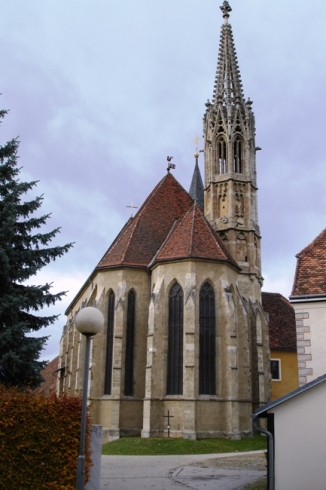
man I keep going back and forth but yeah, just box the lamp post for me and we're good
[75,307,104,490]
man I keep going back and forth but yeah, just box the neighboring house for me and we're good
[39,356,59,394]
[253,373,326,490]
[290,228,326,385]
[262,293,298,399]
[58,2,271,442]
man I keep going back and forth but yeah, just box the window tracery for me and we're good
[104,290,115,395]
[218,138,227,174]
[125,290,135,396]
[233,136,243,173]
[167,282,184,395]
[199,282,216,395]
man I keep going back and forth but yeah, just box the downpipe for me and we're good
[252,414,275,490]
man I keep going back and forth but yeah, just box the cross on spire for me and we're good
[220,1,232,22]
[194,134,200,158]
[126,201,138,217]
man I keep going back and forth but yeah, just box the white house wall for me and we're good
[270,382,326,490]
[292,300,326,385]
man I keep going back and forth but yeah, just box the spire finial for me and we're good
[194,134,200,159]
[220,1,232,23]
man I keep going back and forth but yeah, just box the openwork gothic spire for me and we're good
[212,3,244,104]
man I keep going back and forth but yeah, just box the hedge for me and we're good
[0,386,91,490]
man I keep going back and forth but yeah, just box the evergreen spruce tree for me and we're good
[0,108,73,388]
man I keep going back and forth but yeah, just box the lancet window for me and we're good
[167,282,184,395]
[218,138,227,174]
[199,282,216,395]
[124,290,136,396]
[233,136,243,173]
[104,291,115,395]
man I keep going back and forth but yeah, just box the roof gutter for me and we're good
[289,293,326,303]
[252,413,275,490]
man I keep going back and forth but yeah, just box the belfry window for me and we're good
[218,139,227,174]
[104,291,115,395]
[125,290,136,396]
[199,282,216,395]
[167,282,184,395]
[233,137,242,173]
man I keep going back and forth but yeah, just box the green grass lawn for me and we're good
[102,435,266,456]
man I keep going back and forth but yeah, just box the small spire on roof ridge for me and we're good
[220,1,232,23]
[189,153,204,211]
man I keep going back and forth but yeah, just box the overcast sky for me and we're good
[2,0,326,360]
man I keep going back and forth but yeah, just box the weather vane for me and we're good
[167,156,176,173]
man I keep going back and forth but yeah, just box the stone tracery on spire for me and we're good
[212,1,244,105]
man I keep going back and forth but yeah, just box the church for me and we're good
[58,1,271,442]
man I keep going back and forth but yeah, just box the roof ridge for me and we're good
[296,227,326,257]
[120,216,140,263]
[291,227,326,296]
[200,206,239,265]
[97,217,133,264]
[96,171,194,270]
[152,200,240,269]
[189,205,196,255]
[147,219,179,269]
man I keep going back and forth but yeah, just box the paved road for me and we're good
[100,451,266,489]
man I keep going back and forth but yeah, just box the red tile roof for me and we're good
[262,292,296,351]
[39,356,59,393]
[97,173,194,269]
[291,228,326,296]
[97,173,239,271]
[152,203,240,269]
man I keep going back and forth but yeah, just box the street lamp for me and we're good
[75,306,104,490]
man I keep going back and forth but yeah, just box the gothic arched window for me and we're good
[167,282,184,395]
[124,290,135,396]
[199,282,216,395]
[218,138,227,174]
[233,136,242,173]
[104,291,115,395]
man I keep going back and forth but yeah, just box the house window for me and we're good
[271,359,281,381]
[125,290,135,396]
[233,137,242,173]
[167,282,184,395]
[104,291,115,395]
[199,282,216,395]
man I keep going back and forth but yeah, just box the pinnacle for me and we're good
[212,8,244,105]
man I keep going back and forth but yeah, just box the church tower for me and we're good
[203,1,262,296]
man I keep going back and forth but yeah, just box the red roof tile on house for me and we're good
[97,173,194,269]
[262,292,296,351]
[152,203,240,269]
[291,228,326,296]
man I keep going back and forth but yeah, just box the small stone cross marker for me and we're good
[163,410,174,438]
